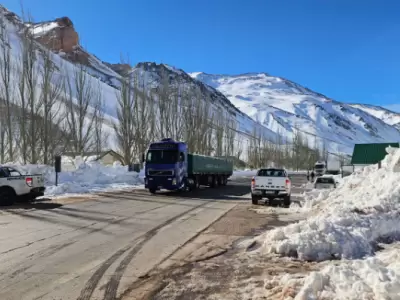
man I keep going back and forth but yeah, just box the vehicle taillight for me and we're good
[251,177,255,188]
[285,179,290,186]
[26,177,33,187]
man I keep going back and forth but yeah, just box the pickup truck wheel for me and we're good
[251,195,260,205]
[283,195,291,208]
[0,187,16,206]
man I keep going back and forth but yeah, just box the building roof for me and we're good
[62,149,124,164]
[350,143,400,165]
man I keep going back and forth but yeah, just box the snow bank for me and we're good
[231,169,257,179]
[257,146,400,261]
[250,147,400,299]
[6,157,143,197]
[266,243,400,300]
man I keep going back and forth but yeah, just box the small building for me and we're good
[62,150,125,171]
[350,142,400,168]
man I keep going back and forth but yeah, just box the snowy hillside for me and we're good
[0,5,278,163]
[350,103,400,130]
[191,72,400,154]
[130,63,278,142]
[3,3,398,160]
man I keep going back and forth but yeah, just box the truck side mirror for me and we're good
[141,153,145,163]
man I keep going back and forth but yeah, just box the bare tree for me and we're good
[92,81,109,156]
[64,64,98,156]
[38,48,64,164]
[234,135,244,161]
[0,16,14,162]
[113,72,136,165]
[155,67,172,138]
[17,21,42,163]
[224,115,236,157]
[167,81,185,140]
[181,86,210,154]
[132,74,156,161]
[213,107,225,157]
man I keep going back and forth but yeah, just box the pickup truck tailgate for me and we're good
[254,177,286,190]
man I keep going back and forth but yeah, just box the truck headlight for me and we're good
[172,179,176,185]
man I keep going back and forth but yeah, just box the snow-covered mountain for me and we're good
[3,4,399,158]
[349,103,400,130]
[190,72,400,154]
[0,5,277,160]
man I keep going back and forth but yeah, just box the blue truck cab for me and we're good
[143,138,189,193]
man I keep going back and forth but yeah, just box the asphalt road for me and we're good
[0,173,308,300]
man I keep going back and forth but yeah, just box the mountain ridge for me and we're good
[2,4,399,157]
[190,72,400,154]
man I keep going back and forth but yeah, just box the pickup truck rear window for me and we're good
[316,177,335,184]
[0,168,7,178]
[257,169,286,177]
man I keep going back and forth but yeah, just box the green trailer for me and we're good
[188,154,233,175]
[187,154,233,188]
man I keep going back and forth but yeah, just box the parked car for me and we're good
[314,176,336,189]
[0,166,45,206]
[251,168,291,207]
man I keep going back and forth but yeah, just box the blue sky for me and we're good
[4,0,400,109]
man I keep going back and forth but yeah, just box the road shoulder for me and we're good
[121,202,308,300]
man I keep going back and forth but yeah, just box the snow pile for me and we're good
[7,158,143,197]
[249,147,400,299]
[258,146,400,261]
[264,243,400,300]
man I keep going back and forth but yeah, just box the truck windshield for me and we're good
[315,164,325,169]
[316,177,335,184]
[146,150,178,164]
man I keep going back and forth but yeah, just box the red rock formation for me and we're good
[34,17,78,53]
[33,17,90,64]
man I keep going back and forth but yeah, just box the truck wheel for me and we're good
[210,176,218,188]
[221,176,227,186]
[195,178,200,189]
[0,187,16,206]
[283,195,291,208]
[149,188,157,194]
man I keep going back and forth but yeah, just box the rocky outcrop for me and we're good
[103,63,132,76]
[32,17,90,65]
[34,17,78,53]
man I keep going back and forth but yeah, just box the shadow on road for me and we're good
[1,199,62,210]
[159,183,250,201]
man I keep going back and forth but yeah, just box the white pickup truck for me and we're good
[251,168,291,207]
[0,166,45,206]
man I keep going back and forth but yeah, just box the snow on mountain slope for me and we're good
[191,72,400,154]
[0,6,118,147]
[350,103,400,129]
[131,63,278,143]
[0,5,278,159]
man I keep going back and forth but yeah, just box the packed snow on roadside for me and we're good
[6,157,143,197]
[247,146,400,299]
